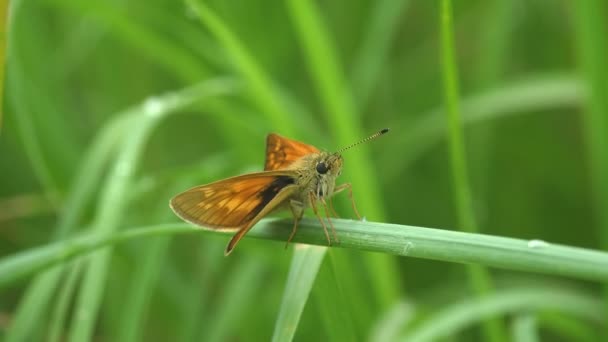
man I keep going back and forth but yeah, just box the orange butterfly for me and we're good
[170,129,388,255]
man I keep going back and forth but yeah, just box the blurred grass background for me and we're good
[1,0,607,341]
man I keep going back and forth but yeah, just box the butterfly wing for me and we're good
[170,171,297,231]
[264,133,319,171]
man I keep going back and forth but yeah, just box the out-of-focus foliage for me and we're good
[1,0,607,341]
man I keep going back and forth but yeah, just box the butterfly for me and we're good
[170,129,388,255]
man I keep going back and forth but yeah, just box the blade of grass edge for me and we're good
[3,219,608,289]
[511,313,539,342]
[272,245,327,342]
[285,0,401,314]
[67,78,238,342]
[573,0,608,328]
[439,1,506,341]
[5,112,134,342]
[0,0,8,128]
[400,287,603,342]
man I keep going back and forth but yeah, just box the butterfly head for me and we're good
[311,152,343,199]
[314,153,343,178]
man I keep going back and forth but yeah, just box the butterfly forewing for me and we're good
[170,171,297,230]
[264,133,319,171]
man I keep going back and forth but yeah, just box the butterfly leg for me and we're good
[321,198,340,244]
[285,200,304,249]
[328,197,340,218]
[309,191,332,246]
[333,183,362,220]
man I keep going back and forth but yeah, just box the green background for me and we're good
[1,0,607,341]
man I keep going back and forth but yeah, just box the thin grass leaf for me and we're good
[47,261,83,342]
[539,312,600,342]
[115,237,171,342]
[0,0,7,127]
[271,245,326,342]
[382,74,584,181]
[186,0,295,136]
[468,0,517,226]
[47,0,208,82]
[401,287,603,342]
[7,0,60,197]
[351,0,410,108]
[5,109,134,342]
[574,0,608,321]
[3,219,608,289]
[439,1,505,340]
[511,313,539,342]
[370,300,416,342]
[309,250,360,341]
[67,78,238,342]
[285,0,401,312]
[176,240,225,342]
[202,257,265,342]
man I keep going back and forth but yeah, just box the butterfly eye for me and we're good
[316,162,329,174]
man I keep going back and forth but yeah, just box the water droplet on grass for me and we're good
[528,239,549,249]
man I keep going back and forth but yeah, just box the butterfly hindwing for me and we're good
[264,133,319,171]
[170,171,297,230]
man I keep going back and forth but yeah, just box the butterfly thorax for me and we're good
[285,152,343,203]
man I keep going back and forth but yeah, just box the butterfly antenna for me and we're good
[336,128,389,153]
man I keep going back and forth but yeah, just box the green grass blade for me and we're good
[5,112,133,342]
[574,0,608,323]
[115,237,171,342]
[539,312,600,342]
[310,250,360,341]
[351,0,410,108]
[186,0,296,136]
[175,240,225,342]
[439,1,505,340]
[401,287,603,342]
[7,0,59,197]
[67,78,238,341]
[3,219,608,288]
[47,0,208,82]
[382,74,583,181]
[0,0,7,128]
[511,313,539,342]
[47,261,83,342]
[201,257,266,342]
[271,245,327,342]
[285,0,401,312]
[370,300,415,342]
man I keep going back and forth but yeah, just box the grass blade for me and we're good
[5,111,133,342]
[271,245,326,342]
[401,287,603,342]
[310,250,360,341]
[47,262,83,342]
[67,78,238,341]
[382,74,584,181]
[511,313,539,342]
[285,0,401,312]
[439,1,505,340]
[351,0,410,108]
[574,0,608,323]
[0,0,7,128]
[3,219,608,288]
[186,0,296,136]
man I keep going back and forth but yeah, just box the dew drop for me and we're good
[527,239,549,249]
